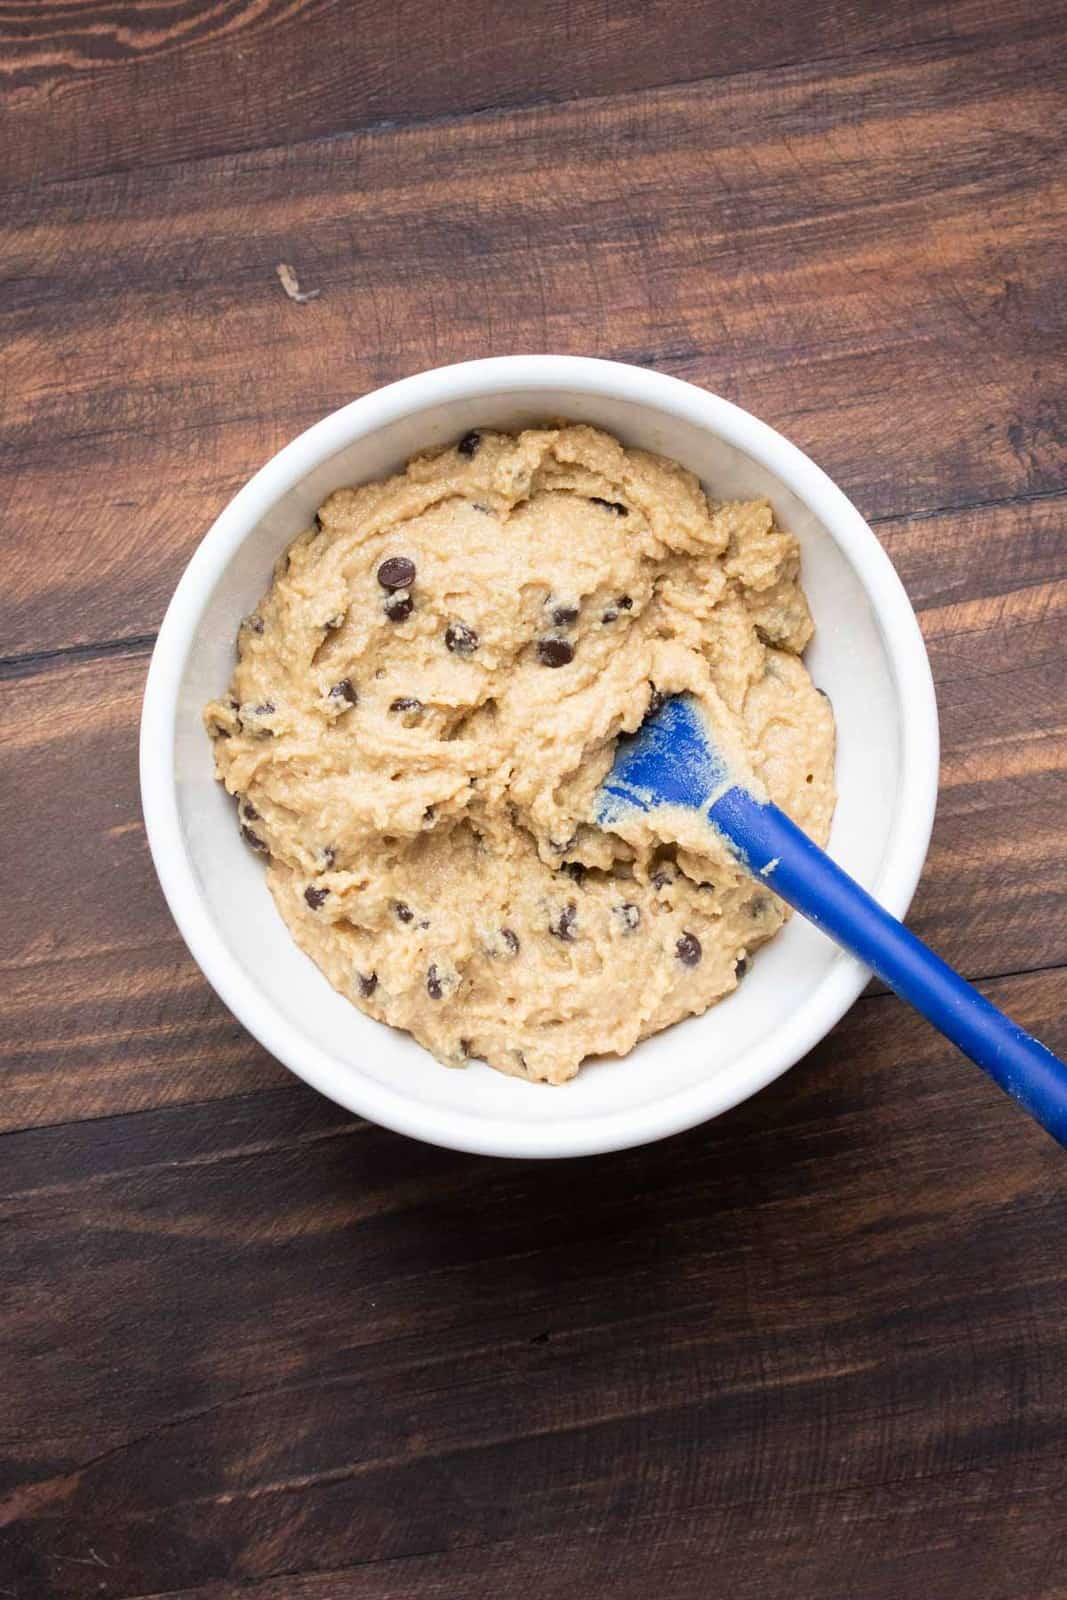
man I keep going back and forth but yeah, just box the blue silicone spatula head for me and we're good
[597,694,731,822]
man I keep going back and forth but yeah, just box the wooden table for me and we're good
[3,3,1065,1596]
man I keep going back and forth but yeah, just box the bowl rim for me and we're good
[140,354,939,1159]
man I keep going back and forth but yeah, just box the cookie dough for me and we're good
[205,424,835,1083]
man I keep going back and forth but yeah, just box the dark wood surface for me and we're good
[1,3,1065,1596]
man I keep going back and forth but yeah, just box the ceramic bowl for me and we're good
[140,356,939,1157]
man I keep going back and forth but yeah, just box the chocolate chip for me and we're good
[602,609,619,624]
[377,556,416,590]
[358,971,378,998]
[735,957,748,978]
[329,678,357,705]
[304,885,328,909]
[238,702,275,736]
[589,497,628,515]
[457,430,482,458]
[617,595,633,610]
[426,964,445,999]
[445,621,479,655]
[384,592,413,622]
[676,932,702,967]
[550,902,578,942]
[394,901,414,923]
[537,636,574,667]
[390,696,423,714]
[614,902,641,932]
[562,861,585,884]
[241,800,260,821]
[500,927,520,957]
[551,603,579,627]
[241,824,267,853]
[647,687,666,719]
[651,869,673,890]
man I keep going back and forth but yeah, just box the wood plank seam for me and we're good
[1,488,1064,682]
[869,484,1067,530]
[9,1425,1067,1595]
[0,633,158,682]
[0,964,1061,1152]
[93,1447,1067,1600]
[4,15,1063,202]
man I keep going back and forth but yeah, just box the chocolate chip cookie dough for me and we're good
[205,424,835,1083]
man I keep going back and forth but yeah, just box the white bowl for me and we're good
[140,356,939,1159]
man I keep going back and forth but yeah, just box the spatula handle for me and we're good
[709,786,1067,1146]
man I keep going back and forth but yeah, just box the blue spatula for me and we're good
[598,694,1067,1145]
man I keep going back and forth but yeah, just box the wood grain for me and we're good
[106,1507,1067,1600]
[1,966,1064,1598]
[3,4,1067,1597]
[3,0,1064,191]
[3,27,1066,659]
[1,491,1064,1137]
